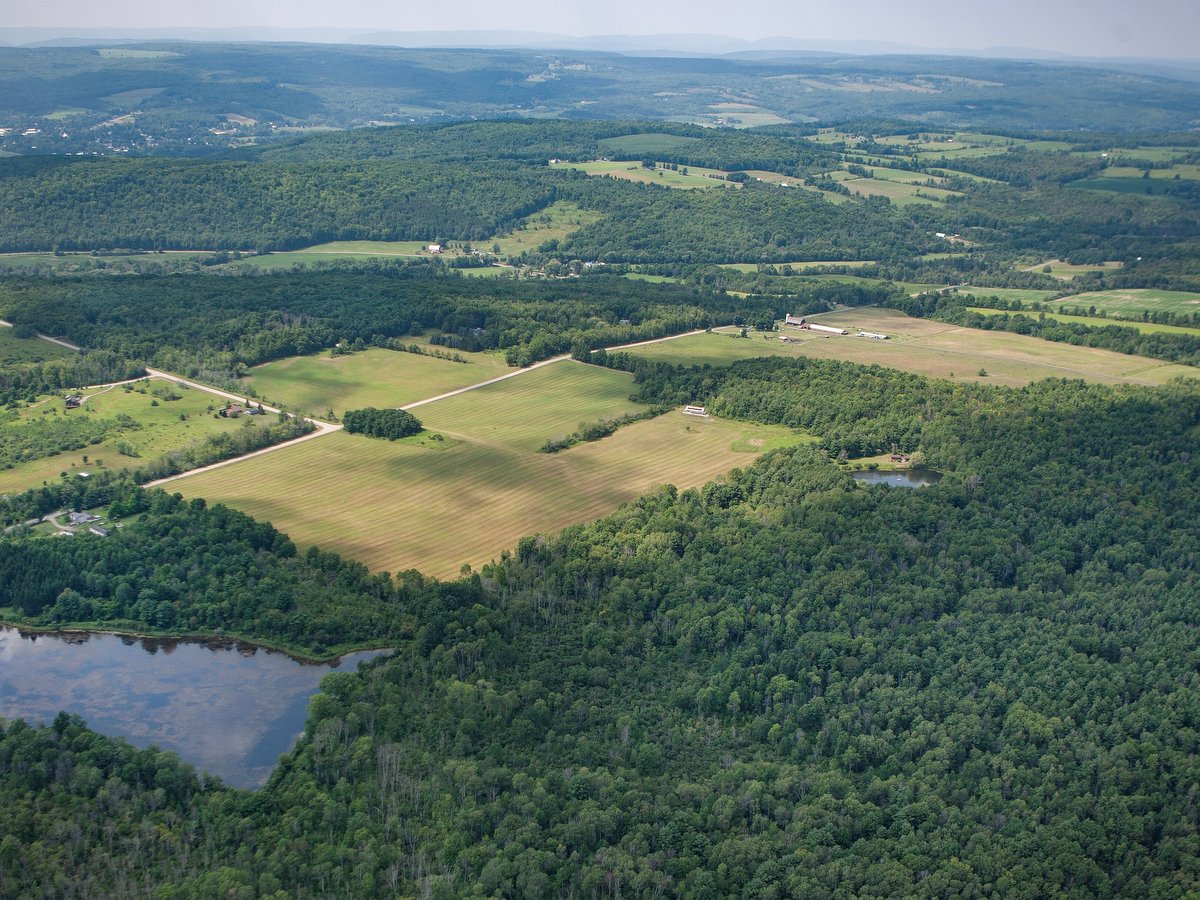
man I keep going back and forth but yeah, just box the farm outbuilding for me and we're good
[684,405,709,417]
[784,314,847,335]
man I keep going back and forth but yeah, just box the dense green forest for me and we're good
[0,272,778,379]
[1,360,1198,896]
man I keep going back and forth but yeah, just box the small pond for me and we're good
[0,626,388,788]
[852,469,942,488]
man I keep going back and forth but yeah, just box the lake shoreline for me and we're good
[0,616,391,665]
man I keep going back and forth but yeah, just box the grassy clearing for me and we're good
[414,362,639,453]
[597,134,704,155]
[0,378,276,494]
[45,108,92,121]
[243,346,510,415]
[830,171,959,204]
[1021,259,1124,279]
[718,261,876,273]
[966,307,1200,337]
[175,361,808,578]
[624,309,1195,388]
[488,201,604,256]
[1054,289,1200,318]
[955,287,1061,304]
[1066,178,1182,197]
[551,160,737,190]
[97,48,181,59]
[1101,164,1200,181]
[0,326,73,368]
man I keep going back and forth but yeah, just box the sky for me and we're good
[6,0,1200,60]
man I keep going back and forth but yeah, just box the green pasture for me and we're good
[1054,289,1200,319]
[0,377,275,494]
[966,306,1200,337]
[550,159,738,190]
[243,345,510,415]
[1021,259,1123,279]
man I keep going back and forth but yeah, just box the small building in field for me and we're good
[88,525,111,537]
[220,403,246,418]
[64,394,83,409]
[68,512,100,526]
[857,331,889,340]
[684,405,709,417]
[427,244,443,254]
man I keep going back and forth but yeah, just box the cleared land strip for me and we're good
[399,354,571,411]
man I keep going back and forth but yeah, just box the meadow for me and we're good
[243,345,510,415]
[1021,259,1124,279]
[0,325,73,367]
[1057,289,1200,318]
[174,360,808,577]
[0,378,278,494]
[550,160,738,190]
[624,310,1196,388]
[967,307,1200,337]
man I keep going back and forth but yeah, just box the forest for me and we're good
[0,361,1196,896]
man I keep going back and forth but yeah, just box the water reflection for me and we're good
[0,627,387,788]
[852,469,942,488]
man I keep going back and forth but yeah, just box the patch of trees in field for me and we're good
[0,367,1196,896]
[342,407,422,440]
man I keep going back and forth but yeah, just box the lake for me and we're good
[0,626,388,788]
[852,469,942,488]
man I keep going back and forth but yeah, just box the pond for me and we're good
[852,469,942,488]
[0,626,388,788]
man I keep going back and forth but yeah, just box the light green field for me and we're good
[840,163,952,187]
[45,108,92,121]
[831,171,959,204]
[597,134,704,155]
[489,201,604,255]
[0,378,275,494]
[0,326,73,367]
[1022,259,1124,279]
[1054,289,1200,319]
[551,159,738,190]
[624,309,1195,388]
[623,273,682,284]
[955,287,1061,304]
[414,362,640,452]
[243,345,510,414]
[967,306,1200,337]
[174,360,808,577]
[1101,164,1200,181]
[718,261,875,273]
[97,48,182,59]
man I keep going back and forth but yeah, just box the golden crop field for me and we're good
[625,309,1197,388]
[173,361,809,578]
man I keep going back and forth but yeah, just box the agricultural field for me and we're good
[174,360,808,577]
[550,159,738,189]
[832,173,960,204]
[1057,289,1200,319]
[623,310,1196,388]
[597,133,704,156]
[0,377,278,494]
[954,286,1061,304]
[966,307,1200,337]
[718,261,876,273]
[1065,177,1185,197]
[1021,259,1124,279]
[0,326,73,368]
[243,345,510,415]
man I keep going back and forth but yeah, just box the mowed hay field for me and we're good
[967,306,1200,338]
[244,346,510,414]
[176,361,806,577]
[1055,289,1200,319]
[625,309,1197,387]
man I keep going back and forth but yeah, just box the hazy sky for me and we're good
[8,0,1200,60]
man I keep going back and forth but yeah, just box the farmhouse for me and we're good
[68,512,100,526]
[64,394,82,409]
[427,244,443,254]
